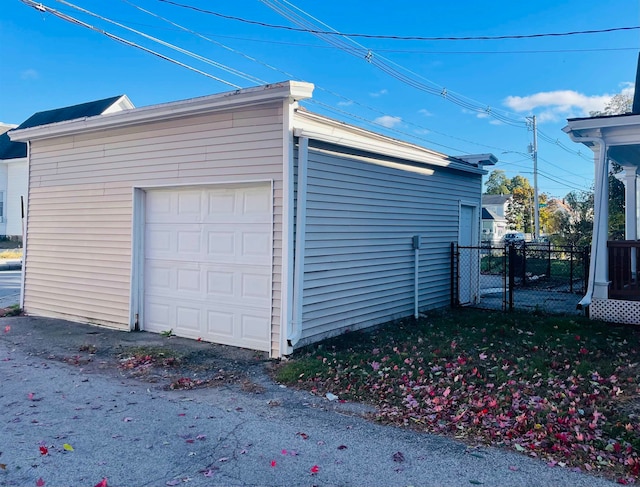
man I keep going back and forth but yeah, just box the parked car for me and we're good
[503,232,525,245]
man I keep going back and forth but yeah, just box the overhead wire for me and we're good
[24,0,596,194]
[155,0,639,42]
[53,0,266,85]
[20,0,242,88]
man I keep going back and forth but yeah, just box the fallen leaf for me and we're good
[310,465,320,475]
[270,460,276,467]
[93,478,108,487]
[36,478,45,487]
[28,393,34,401]
[0,464,6,470]
[62,443,74,452]
[296,432,309,440]
[196,434,206,440]
[3,326,9,333]
[508,466,519,472]
[39,446,48,456]
[123,417,133,422]
[218,457,229,462]
[203,470,215,478]
[392,451,405,463]
[337,445,348,450]
[166,480,181,486]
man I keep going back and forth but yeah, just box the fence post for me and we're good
[508,245,515,311]
[521,243,527,287]
[569,246,574,293]
[546,242,552,278]
[450,242,456,308]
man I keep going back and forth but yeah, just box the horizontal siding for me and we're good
[298,147,481,345]
[24,102,286,353]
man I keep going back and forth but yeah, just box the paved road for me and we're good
[0,318,616,487]
[0,269,20,307]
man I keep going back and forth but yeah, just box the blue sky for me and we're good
[1,0,638,198]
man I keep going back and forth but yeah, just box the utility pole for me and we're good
[528,115,540,239]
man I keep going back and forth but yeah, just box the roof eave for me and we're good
[10,81,314,142]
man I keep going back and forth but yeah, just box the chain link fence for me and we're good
[452,242,589,315]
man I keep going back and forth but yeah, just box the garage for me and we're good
[143,183,273,351]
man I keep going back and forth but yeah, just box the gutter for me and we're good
[287,133,309,349]
[564,132,606,308]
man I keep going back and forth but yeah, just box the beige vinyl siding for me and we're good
[298,144,482,345]
[25,102,285,355]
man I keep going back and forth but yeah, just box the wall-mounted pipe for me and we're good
[288,135,309,348]
[413,235,421,319]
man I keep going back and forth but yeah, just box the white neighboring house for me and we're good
[481,194,512,245]
[0,96,134,240]
[10,81,496,357]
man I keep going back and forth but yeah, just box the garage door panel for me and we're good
[143,184,272,351]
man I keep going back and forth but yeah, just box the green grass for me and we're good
[276,309,640,482]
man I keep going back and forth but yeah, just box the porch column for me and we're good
[615,167,639,240]
[592,146,610,299]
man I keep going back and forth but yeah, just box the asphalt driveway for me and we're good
[0,316,616,486]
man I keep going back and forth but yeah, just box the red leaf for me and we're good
[36,478,45,487]
[310,465,320,475]
[296,432,309,440]
[39,446,48,456]
[270,460,277,467]
[93,479,108,487]
[28,393,34,401]
[3,326,10,333]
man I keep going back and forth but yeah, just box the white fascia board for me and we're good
[10,81,314,142]
[564,114,640,132]
[293,110,486,175]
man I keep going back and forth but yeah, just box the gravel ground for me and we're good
[0,315,618,487]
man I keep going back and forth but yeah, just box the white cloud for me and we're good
[337,100,353,107]
[20,69,39,80]
[370,89,388,98]
[374,115,401,128]
[418,109,433,117]
[502,88,623,121]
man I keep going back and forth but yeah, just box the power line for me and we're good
[156,0,640,42]
[20,0,241,88]
[24,0,594,196]
[53,0,265,85]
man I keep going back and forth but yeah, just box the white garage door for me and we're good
[143,184,272,351]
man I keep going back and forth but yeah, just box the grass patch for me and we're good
[0,249,22,260]
[276,309,640,482]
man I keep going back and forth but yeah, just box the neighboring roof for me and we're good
[0,95,131,160]
[482,208,502,220]
[482,194,512,205]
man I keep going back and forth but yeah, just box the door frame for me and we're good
[129,179,274,335]
[458,201,480,305]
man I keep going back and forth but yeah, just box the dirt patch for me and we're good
[0,316,272,390]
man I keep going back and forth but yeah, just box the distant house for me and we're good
[10,81,496,357]
[0,96,134,240]
[481,194,511,244]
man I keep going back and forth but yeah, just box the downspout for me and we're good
[19,141,30,311]
[565,132,606,308]
[287,133,309,349]
[413,235,421,319]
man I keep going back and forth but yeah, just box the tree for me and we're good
[484,170,536,232]
[589,91,633,117]
[484,170,510,195]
